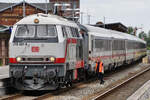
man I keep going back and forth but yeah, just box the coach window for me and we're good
[106,40,110,51]
[134,42,137,49]
[118,40,122,50]
[113,40,119,50]
[91,40,94,51]
[104,40,109,51]
[95,39,104,51]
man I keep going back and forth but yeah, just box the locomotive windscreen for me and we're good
[16,25,35,37]
[13,24,58,43]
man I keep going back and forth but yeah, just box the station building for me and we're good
[0,1,52,26]
[0,0,80,26]
[0,25,10,65]
[93,22,128,33]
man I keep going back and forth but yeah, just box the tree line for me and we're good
[128,26,150,50]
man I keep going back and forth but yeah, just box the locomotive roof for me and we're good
[84,25,146,44]
[16,13,78,28]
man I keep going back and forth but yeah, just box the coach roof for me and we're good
[84,25,146,44]
[16,13,78,28]
[85,25,125,39]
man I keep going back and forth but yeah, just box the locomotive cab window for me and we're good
[37,25,57,37]
[15,25,35,37]
[14,24,58,43]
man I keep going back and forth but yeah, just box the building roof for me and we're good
[93,22,128,33]
[0,25,10,33]
[0,1,53,13]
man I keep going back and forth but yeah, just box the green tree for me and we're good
[146,30,150,50]
[138,31,147,40]
[127,27,134,34]
[148,30,150,38]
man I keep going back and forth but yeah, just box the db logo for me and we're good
[32,46,39,52]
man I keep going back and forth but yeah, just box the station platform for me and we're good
[127,80,150,100]
[0,65,9,79]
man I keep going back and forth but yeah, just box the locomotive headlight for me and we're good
[50,57,55,62]
[16,57,22,62]
[34,19,39,23]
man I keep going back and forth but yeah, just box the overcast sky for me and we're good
[81,0,150,34]
[0,0,150,33]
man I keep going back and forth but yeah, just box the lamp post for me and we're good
[23,0,25,17]
[45,0,48,14]
[87,14,91,24]
[103,16,105,28]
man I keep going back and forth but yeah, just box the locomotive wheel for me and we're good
[108,64,112,71]
[112,63,116,71]
[65,80,72,87]
[65,71,73,88]
[68,73,73,87]
[56,84,61,90]
[84,69,88,81]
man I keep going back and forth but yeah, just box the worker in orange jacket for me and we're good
[95,60,104,84]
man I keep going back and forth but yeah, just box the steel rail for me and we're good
[92,65,150,100]
[33,79,96,100]
[33,87,72,100]
[0,94,23,100]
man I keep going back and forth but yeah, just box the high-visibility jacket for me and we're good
[95,61,104,73]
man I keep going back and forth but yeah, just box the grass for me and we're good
[147,46,150,50]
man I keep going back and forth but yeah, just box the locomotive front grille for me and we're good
[17,56,56,63]
[27,58,44,61]
[21,57,49,62]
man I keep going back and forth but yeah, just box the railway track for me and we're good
[0,94,23,100]
[0,80,93,100]
[33,79,96,100]
[92,65,150,100]
[0,61,147,100]
[33,87,74,100]
[33,61,146,100]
